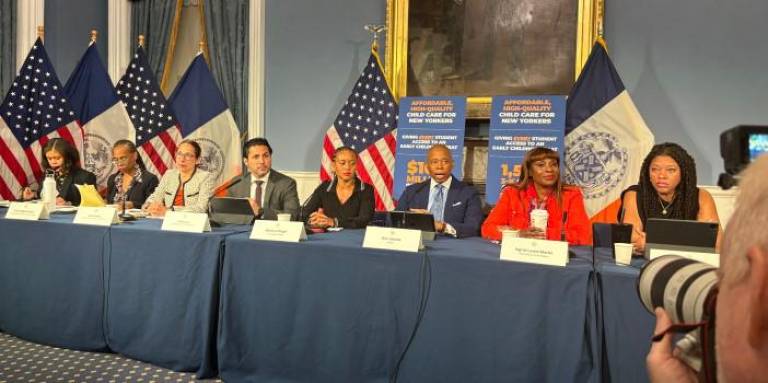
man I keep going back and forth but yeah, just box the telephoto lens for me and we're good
[637,255,719,377]
[637,255,718,324]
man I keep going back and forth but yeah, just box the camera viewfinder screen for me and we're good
[749,133,768,161]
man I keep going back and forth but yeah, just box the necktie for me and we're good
[254,180,264,206]
[430,184,444,221]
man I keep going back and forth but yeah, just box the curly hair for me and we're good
[636,142,699,223]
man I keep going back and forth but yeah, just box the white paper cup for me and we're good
[277,213,291,222]
[501,229,520,242]
[614,243,634,265]
[530,209,549,231]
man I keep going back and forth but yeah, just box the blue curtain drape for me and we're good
[0,0,17,96]
[131,0,179,89]
[202,0,249,135]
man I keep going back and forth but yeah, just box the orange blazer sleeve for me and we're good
[481,187,528,241]
[563,188,592,246]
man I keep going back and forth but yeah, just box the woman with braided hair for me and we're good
[620,142,721,253]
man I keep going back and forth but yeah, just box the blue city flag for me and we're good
[168,54,241,188]
[65,42,135,191]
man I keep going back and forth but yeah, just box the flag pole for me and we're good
[138,34,145,48]
[90,30,98,45]
[37,25,44,42]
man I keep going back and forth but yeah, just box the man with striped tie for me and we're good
[396,144,483,238]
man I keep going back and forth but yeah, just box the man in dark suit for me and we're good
[226,138,300,220]
[397,144,483,238]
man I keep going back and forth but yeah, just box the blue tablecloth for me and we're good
[219,230,600,383]
[0,213,109,351]
[594,252,654,383]
[104,219,249,378]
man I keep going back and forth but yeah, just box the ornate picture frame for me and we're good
[385,0,604,118]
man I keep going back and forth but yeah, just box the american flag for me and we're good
[320,51,398,211]
[0,38,84,200]
[116,46,181,177]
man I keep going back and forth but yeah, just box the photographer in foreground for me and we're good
[647,154,768,383]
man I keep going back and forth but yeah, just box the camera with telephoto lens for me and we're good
[637,255,719,382]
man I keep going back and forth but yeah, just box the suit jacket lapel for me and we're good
[263,172,277,208]
[417,180,431,208]
[235,173,252,198]
[443,180,458,219]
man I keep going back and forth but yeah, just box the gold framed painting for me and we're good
[385,0,604,118]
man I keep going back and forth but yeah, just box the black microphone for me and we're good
[119,195,135,221]
[299,192,318,225]
[560,211,568,242]
[119,177,138,222]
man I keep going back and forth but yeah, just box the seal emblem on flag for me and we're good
[83,133,114,187]
[564,132,628,199]
[195,137,224,181]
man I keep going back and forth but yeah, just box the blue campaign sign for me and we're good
[393,96,467,199]
[485,95,566,205]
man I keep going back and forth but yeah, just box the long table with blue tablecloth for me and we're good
[0,214,110,351]
[594,253,655,383]
[0,209,655,382]
[218,230,600,383]
[0,212,249,378]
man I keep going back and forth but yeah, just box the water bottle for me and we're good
[40,171,57,211]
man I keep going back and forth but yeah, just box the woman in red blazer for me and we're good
[481,147,592,245]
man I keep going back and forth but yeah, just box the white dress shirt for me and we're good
[427,176,457,237]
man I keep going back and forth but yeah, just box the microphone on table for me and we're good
[119,195,136,222]
[119,178,138,222]
[299,193,319,230]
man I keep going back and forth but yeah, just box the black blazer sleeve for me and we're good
[132,172,159,208]
[301,182,326,223]
[396,185,414,211]
[337,185,375,229]
[62,168,97,205]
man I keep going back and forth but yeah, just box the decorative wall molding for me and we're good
[700,185,737,228]
[280,170,321,203]
[16,0,45,70]
[107,0,133,84]
[248,0,265,139]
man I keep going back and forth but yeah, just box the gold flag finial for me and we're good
[198,40,205,54]
[37,25,44,41]
[364,24,386,53]
[90,30,98,43]
[138,34,145,47]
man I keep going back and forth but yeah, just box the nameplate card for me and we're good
[250,220,307,242]
[5,202,49,221]
[363,226,423,253]
[73,206,119,226]
[161,211,211,233]
[648,247,720,268]
[500,237,569,267]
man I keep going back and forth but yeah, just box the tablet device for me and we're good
[209,197,255,225]
[645,218,718,249]
[388,211,436,241]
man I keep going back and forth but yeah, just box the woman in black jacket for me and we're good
[21,138,96,206]
[105,140,158,209]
